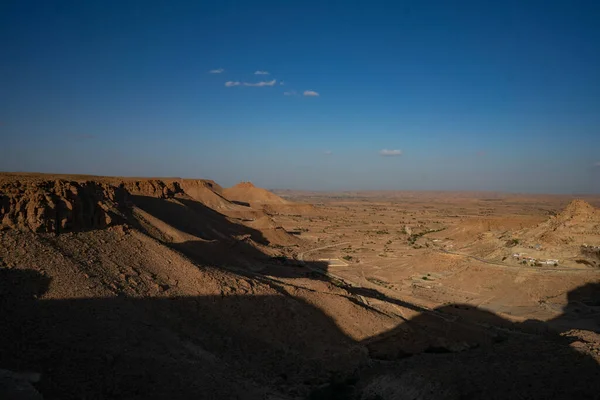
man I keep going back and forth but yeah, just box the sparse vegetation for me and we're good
[506,238,520,247]
[366,277,392,289]
[407,227,446,244]
[330,278,346,288]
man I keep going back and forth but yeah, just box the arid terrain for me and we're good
[2,173,600,399]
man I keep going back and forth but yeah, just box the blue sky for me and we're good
[1,1,599,193]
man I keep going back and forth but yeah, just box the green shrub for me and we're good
[506,238,520,247]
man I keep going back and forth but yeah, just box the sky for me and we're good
[1,0,599,193]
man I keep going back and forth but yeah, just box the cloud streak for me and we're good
[209,68,224,74]
[254,70,269,75]
[283,91,297,96]
[379,149,402,157]
[324,150,333,155]
[303,90,319,97]
[226,80,277,87]
[594,162,600,167]
[243,79,277,87]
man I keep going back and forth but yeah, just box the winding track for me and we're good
[297,241,351,262]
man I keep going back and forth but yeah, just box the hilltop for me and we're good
[224,181,316,214]
[528,199,600,244]
[513,199,600,257]
[223,182,288,205]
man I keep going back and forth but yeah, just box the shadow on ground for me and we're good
[128,194,333,280]
[1,268,600,399]
[3,190,600,398]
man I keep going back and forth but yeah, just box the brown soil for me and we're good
[1,175,600,399]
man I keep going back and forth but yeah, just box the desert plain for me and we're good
[1,172,600,399]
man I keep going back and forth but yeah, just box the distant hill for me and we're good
[223,182,289,205]
[521,200,600,247]
[224,182,316,214]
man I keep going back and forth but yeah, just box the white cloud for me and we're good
[303,90,319,97]
[225,81,241,87]
[209,68,224,74]
[283,90,297,96]
[243,79,277,87]
[379,149,402,157]
[254,70,270,75]
[279,81,285,86]
[324,150,333,155]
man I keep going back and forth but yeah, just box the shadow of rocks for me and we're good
[1,268,600,399]
[0,269,360,399]
[127,194,333,280]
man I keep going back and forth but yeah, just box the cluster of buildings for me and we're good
[581,245,600,261]
[537,259,560,266]
[512,253,535,262]
[512,253,559,266]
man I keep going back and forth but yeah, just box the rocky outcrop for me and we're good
[532,200,600,244]
[118,179,226,203]
[117,179,183,199]
[0,180,123,233]
[0,176,307,250]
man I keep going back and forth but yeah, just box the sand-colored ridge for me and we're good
[224,181,289,205]
[223,181,316,215]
